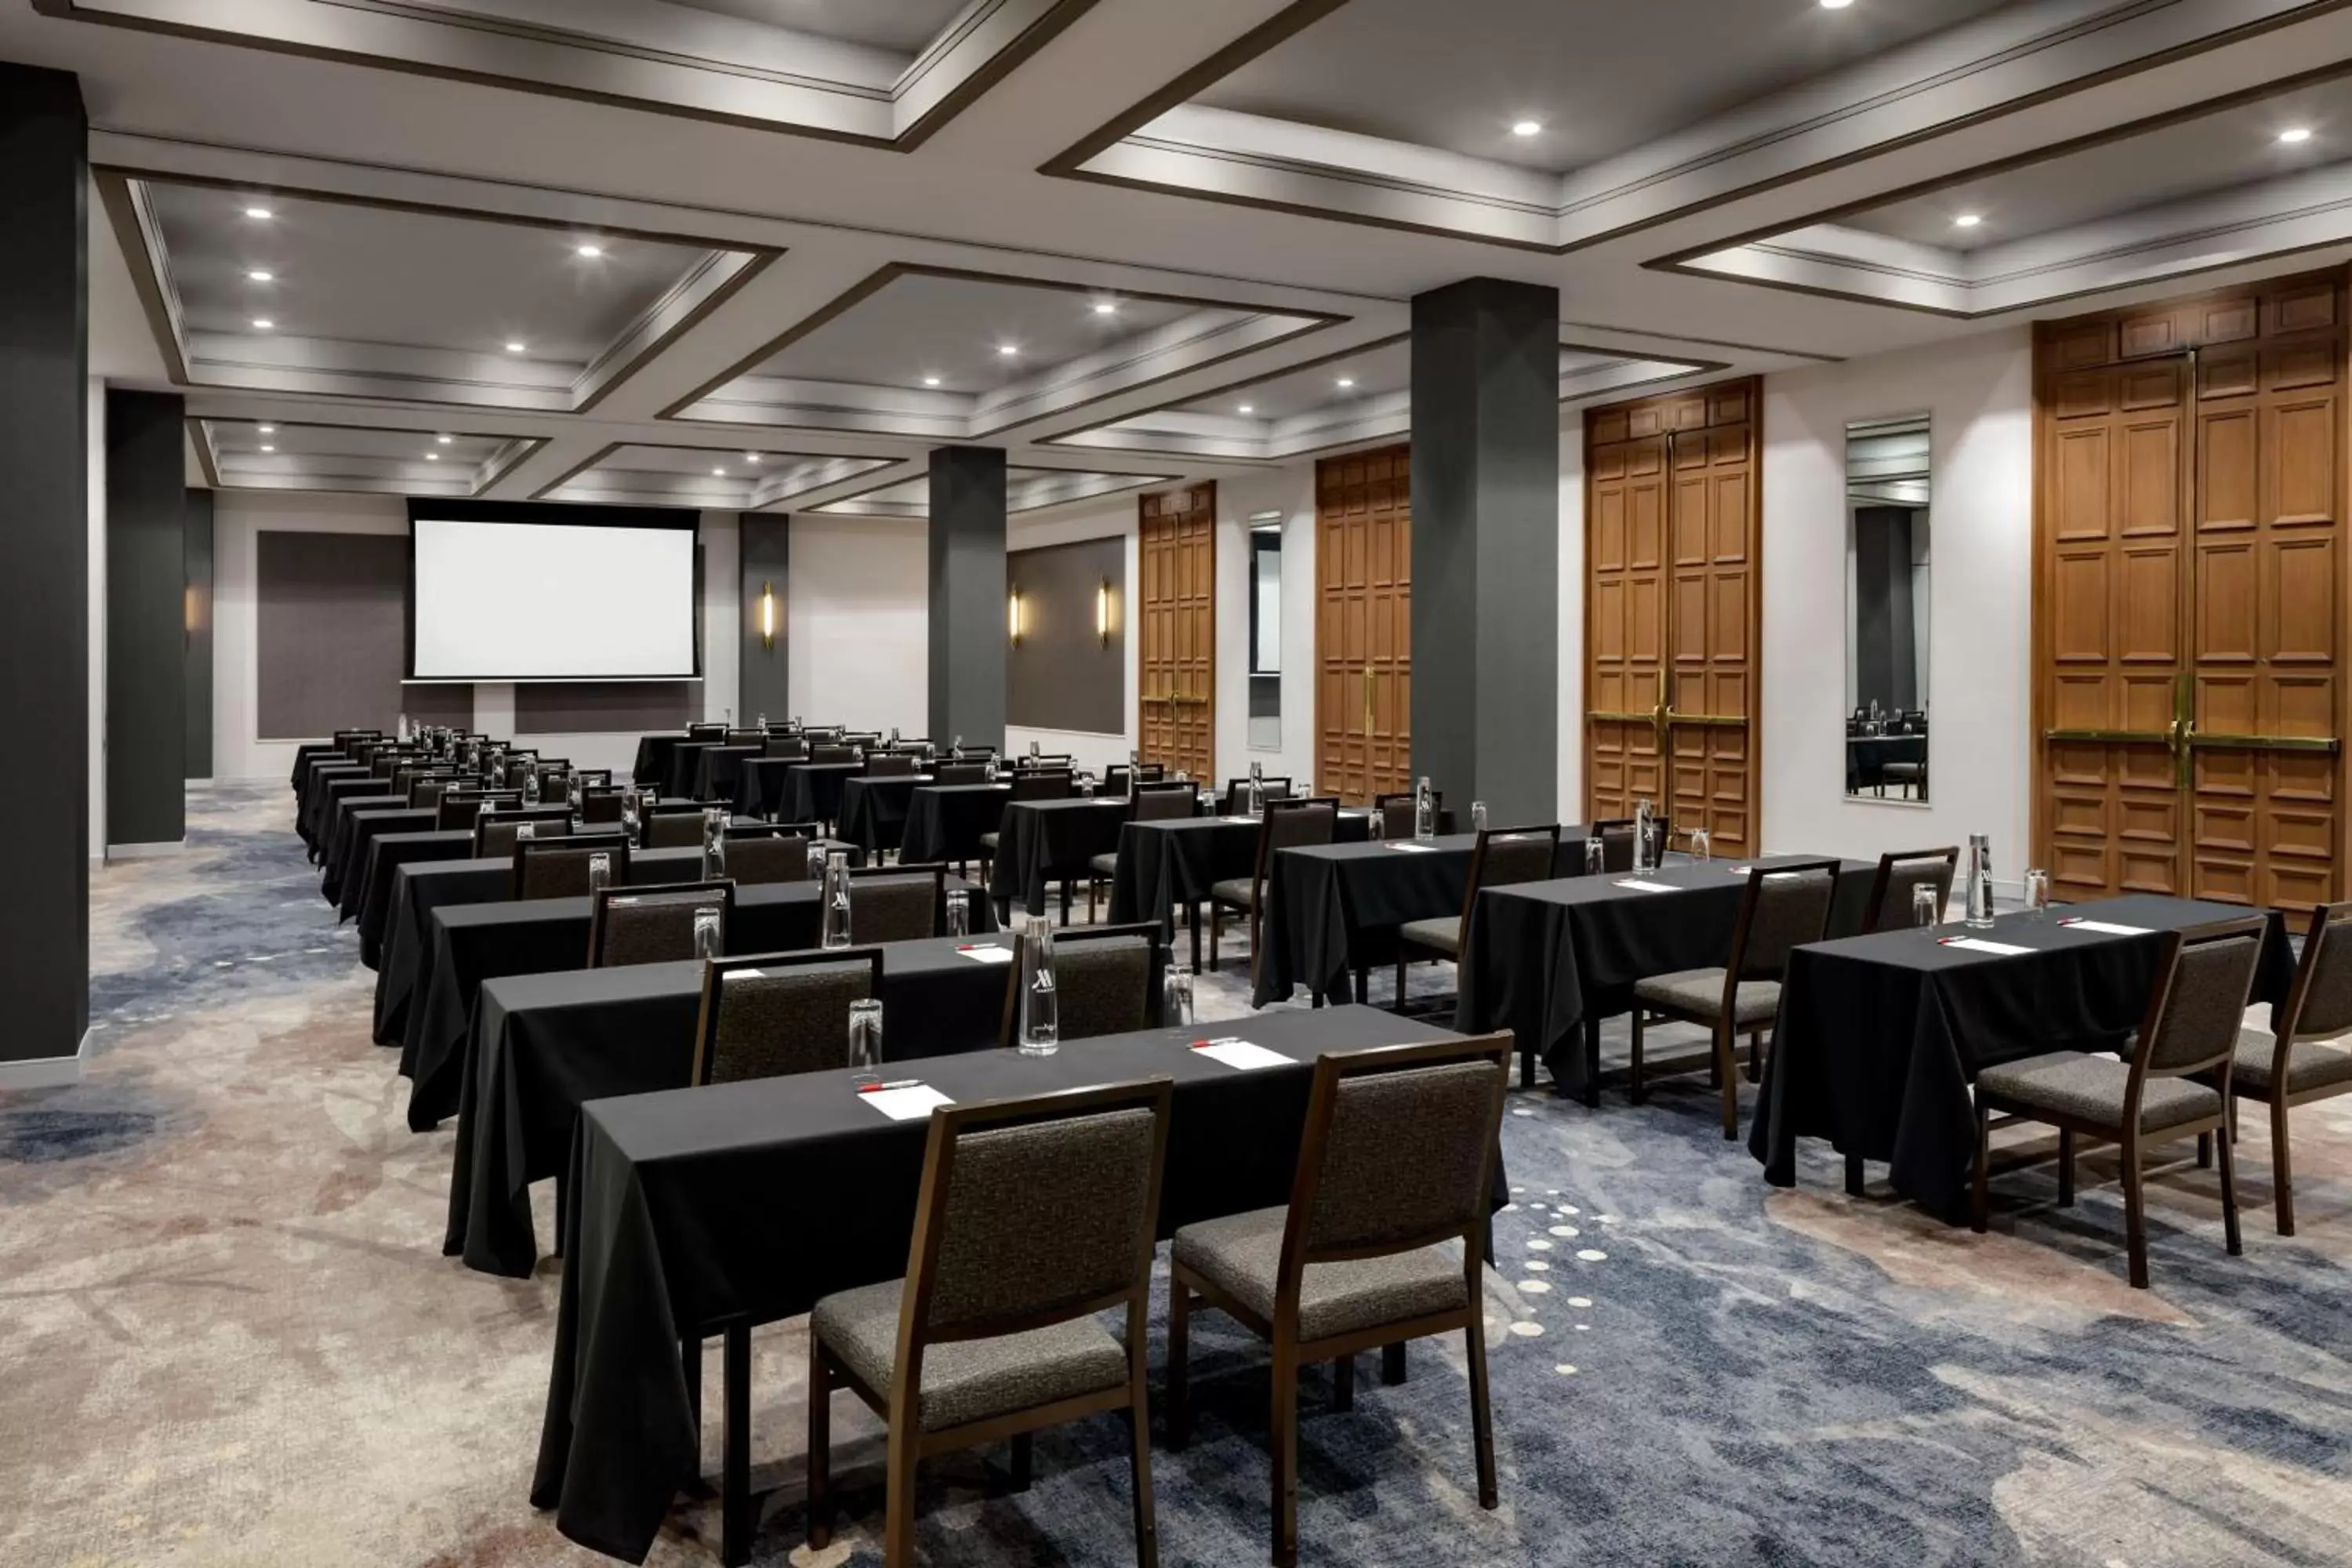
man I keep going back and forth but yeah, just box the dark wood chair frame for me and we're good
[509,829,630,899]
[1859,846,1961,933]
[1085,780,1200,922]
[585,879,736,968]
[1167,1033,1511,1568]
[1210,797,1339,980]
[688,946,886,1087]
[2227,901,2352,1235]
[436,788,519,832]
[845,861,949,941]
[995,922,1166,1047]
[1221,775,1295,816]
[1393,823,1562,1014]
[471,804,573,858]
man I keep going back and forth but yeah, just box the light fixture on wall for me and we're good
[1007,587,1024,647]
[759,579,778,649]
[1096,579,1113,646]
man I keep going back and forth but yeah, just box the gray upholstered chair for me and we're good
[725,728,765,747]
[935,761,993,787]
[1015,752,1074,772]
[1087,781,1199,920]
[1629,858,1841,1138]
[1860,847,1960,932]
[1208,797,1338,975]
[579,785,629,825]
[1879,759,1926,798]
[808,744,855,765]
[511,832,630,899]
[474,808,572,860]
[436,789,517,832]
[691,948,882,1086]
[587,881,734,968]
[407,772,461,811]
[997,925,1160,1047]
[721,824,818,885]
[1221,775,1294,815]
[808,1077,1174,1568]
[687,722,727,742]
[1168,1033,1511,1568]
[1102,762,1164,797]
[2216,901,2352,1235]
[764,735,810,761]
[1371,790,1436,840]
[848,863,946,944]
[1584,816,1653,875]
[643,805,706,850]
[1974,916,2267,1288]
[865,752,920,779]
[1395,824,1562,1002]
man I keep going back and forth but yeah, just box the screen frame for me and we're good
[402,499,705,684]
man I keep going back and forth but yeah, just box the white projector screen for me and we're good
[409,517,698,681]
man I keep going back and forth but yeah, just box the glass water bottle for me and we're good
[1018,914,1058,1054]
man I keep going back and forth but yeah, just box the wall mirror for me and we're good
[1247,511,1283,749]
[1844,414,1931,803]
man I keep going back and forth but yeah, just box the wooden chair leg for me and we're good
[721,1323,752,1567]
[2122,1134,2149,1290]
[1744,1029,1761,1084]
[1844,1152,1864,1197]
[2197,1131,2212,1170]
[683,1333,703,1440]
[1716,1021,1738,1141]
[1971,1105,1991,1235]
[1355,965,1369,1006]
[1381,1342,1406,1385]
[1582,1017,1601,1110]
[2216,1120,2244,1258]
[1628,1010,1646,1105]
[1166,1284,1192,1449]
[1127,1372,1160,1568]
[1270,1343,1299,1568]
[1395,955,1409,1008]
[884,1417,919,1568]
[1010,1432,1033,1492]
[1332,1354,1355,1412]
[2057,1129,2074,1207]
[2273,1095,2297,1236]
[1209,906,1221,972]
[1465,1318,1498,1512]
[808,1344,833,1549]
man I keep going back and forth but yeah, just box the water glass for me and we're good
[2024,868,2051,919]
[586,851,612,895]
[1163,961,1195,1029]
[1584,836,1604,875]
[516,820,536,842]
[848,998,884,1083]
[805,840,829,882]
[1689,828,1711,862]
[1471,800,1489,834]
[945,889,971,938]
[691,908,723,960]
[1912,882,1941,929]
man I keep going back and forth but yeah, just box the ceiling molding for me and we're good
[532,440,901,510]
[187,414,547,498]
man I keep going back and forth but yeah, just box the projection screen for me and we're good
[408,514,699,681]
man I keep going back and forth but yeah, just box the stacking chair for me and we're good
[1973,916,2267,1287]
[865,752,920,779]
[808,1077,1174,1568]
[437,789,518,833]
[1880,759,1926,798]
[811,744,857,765]
[1087,779,1199,920]
[690,947,884,1086]
[1209,797,1338,975]
[847,862,947,943]
[1629,858,1840,1136]
[1222,776,1294,815]
[2215,902,2352,1234]
[843,731,884,750]
[579,784,630,825]
[764,735,810,761]
[720,822,820,885]
[586,881,735,968]
[643,801,709,849]
[687,722,728,742]
[408,772,463,811]
[512,832,630,899]
[1860,847,1960,932]
[1014,752,1074,772]
[1394,825,1563,1010]
[1168,1033,1511,1568]
[1102,762,1166,797]
[935,761,993,787]
[1372,790,1439,840]
[1587,818,1637,873]
[977,771,1071,885]
[996,924,1162,1046]
[725,728,765,747]
[474,807,572,859]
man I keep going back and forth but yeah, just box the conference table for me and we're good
[898,781,1012,866]
[528,1004,1479,1566]
[444,929,1054,1279]
[1846,734,1927,794]
[325,801,437,913]
[1750,894,2295,1218]
[1106,808,1373,971]
[986,794,1133,917]
[1454,855,1875,1092]
[692,745,762,804]
[836,773,938,855]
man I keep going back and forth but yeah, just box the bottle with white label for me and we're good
[1414,776,1435,841]
[1965,834,1997,928]
[1019,914,1058,1054]
[1633,797,1654,871]
[822,850,852,949]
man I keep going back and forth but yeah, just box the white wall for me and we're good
[1214,466,1320,791]
[1759,326,2034,884]
[786,514,929,737]
[1006,501,1141,771]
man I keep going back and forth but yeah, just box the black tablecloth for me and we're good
[662,742,720,800]
[530,1005,1465,1563]
[356,830,477,966]
[633,734,682,789]
[330,806,437,917]
[1750,895,2295,1216]
[446,933,1035,1278]
[988,796,1131,914]
[297,761,366,851]
[1108,811,1371,969]
[899,782,1011,864]
[694,745,762,804]
[289,742,340,793]
[1253,832,1586,1007]
[1456,856,1874,1091]
[1846,735,1927,793]
[317,781,400,877]
[837,774,935,855]
[777,761,861,825]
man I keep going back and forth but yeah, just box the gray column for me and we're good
[1410,277,1560,823]
[927,447,1007,750]
[739,514,789,724]
[0,65,89,1068]
[185,488,215,780]
[107,389,188,848]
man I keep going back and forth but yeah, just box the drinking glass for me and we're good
[691,908,723,960]
[1471,800,1489,834]
[1584,836,1604,875]
[620,791,641,844]
[755,712,768,730]
[805,840,828,882]
[1080,774,1098,799]
[1163,961,1195,1029]
[2024,868,2051,919]
[586,851,612,895]
[1018,913,1058,1054]
[1689,828,1711,862]
[1368,809,1385,842]
[945,889,971,938]
[848,998,884,1086]
[1912,882,1941,929]
[516,820,536,842]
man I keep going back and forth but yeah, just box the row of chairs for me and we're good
[577,863,946,967]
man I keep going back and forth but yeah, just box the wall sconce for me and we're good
[1096,579,1113,646]
[758,580,778,649]
[1007,587,1023,647]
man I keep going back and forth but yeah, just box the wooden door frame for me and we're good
[1313,445,1413,805]
[1136,482,1217,782]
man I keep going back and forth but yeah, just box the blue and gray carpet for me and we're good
[3,782,2349,1566]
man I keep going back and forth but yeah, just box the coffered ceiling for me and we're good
[16,0,2352,518]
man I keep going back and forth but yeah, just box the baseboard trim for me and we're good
[0,1027,93,1091]
[105,839,185,862]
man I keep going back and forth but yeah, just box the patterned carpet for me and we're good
[4,782,2351,1566]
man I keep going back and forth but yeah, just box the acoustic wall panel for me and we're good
[256,531,469,739]
[1007,534,1124,735]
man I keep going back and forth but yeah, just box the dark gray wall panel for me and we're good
[514,681,699,732]
[0,64,88,1062]
[106,389,187,845]
[740,515,789,724]
[256,531,469,738]
[927,447,1007,747]
[184,488,213,780]
[1007,535,1124,734]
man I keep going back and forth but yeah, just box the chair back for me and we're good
[408,773,461,810]
[1007,770,1073,803]
[1280,1033,1510,1284]
[691,948,884,1087]
[1726,860,1842,982]
[935,761,993,787]
[1251,797,1339,888]
[499,754,542,790]
[1862,848,1959,933]
[513,833,630,899]
[333,729,380,753]
[997,924,1161,1047]
[1104,763,1166,796]
[725,728,764,747]
[687,722,727,742]
[898,1079,1173,1352]
[847,862,946,943]
[474,807,572,859]
[437,789,518,831]
[1224,776,1294,814]
[811,744,856,765]
[2280,902,2352,1044]
[1454,825,1562,932]
[1587,815,1668,874]
[643,804,706,849]
[843,731,884,750]
[1014,753,1074,772]
[1372,791,1436,840]
[579,785,629,825]
[764,735,809,761]
[2131,918,2267,1081]
[588,880,735,968]
[722,824,816,884]
[1131,780,1197,822]
[864,752,919,779]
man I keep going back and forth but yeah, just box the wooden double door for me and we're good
[1138,482,1216,780]
[1584,379,1762,856]
[1316,446,1413,804]
[2035,271,2347,908]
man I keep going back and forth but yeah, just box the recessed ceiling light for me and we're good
[1092,300,1118,315]
[243,205,273,220]
[1238,403,1254,415]
[1953,212,1983,228]
[1511,120,1542,137]
[996,344,1018,358]
[1336,376,1356,389]
[712,467,728,477]
[2280,126,2314,144]
[505,341,526,354]
[1819,0,1854,9]
[922,374,942,387]
[259,445,275,453]
[575,243,604,258]
[247,269,274,283]
[251,318,274,330]
[256,424,275,434]
[436,434,452,445]
[744,452,762,463]
[425,452,440,461]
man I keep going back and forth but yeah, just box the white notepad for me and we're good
[1190,1039,1293,1072]
[956,944,1015,964]
[1940,937,2034,956]
[859,1083,953,1121]
[1614,879,1679,893]
[2060,919,2153,937]
[1387,841,1441,853]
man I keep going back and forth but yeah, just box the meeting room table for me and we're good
[325,801,439,915]
[528,1004,1479,1566]
[1846,734,1927,794]
[394,866,982,1132]
[773,760,865,826]
[354,829,481,965]
[897,780,1011,866]
[1106,808,1372,971]
[836,772,938,855]
[296,759,368,850]
[660,741,724,800]
[630,733,681,789]
[987,794,1138,916]
[693,745,762,804]
[1749,894,2296,1218]
[1251,830,1588,1007]
[1455,854,1875,1093]
[444,929,1049,1278]
[305,771,388,862]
